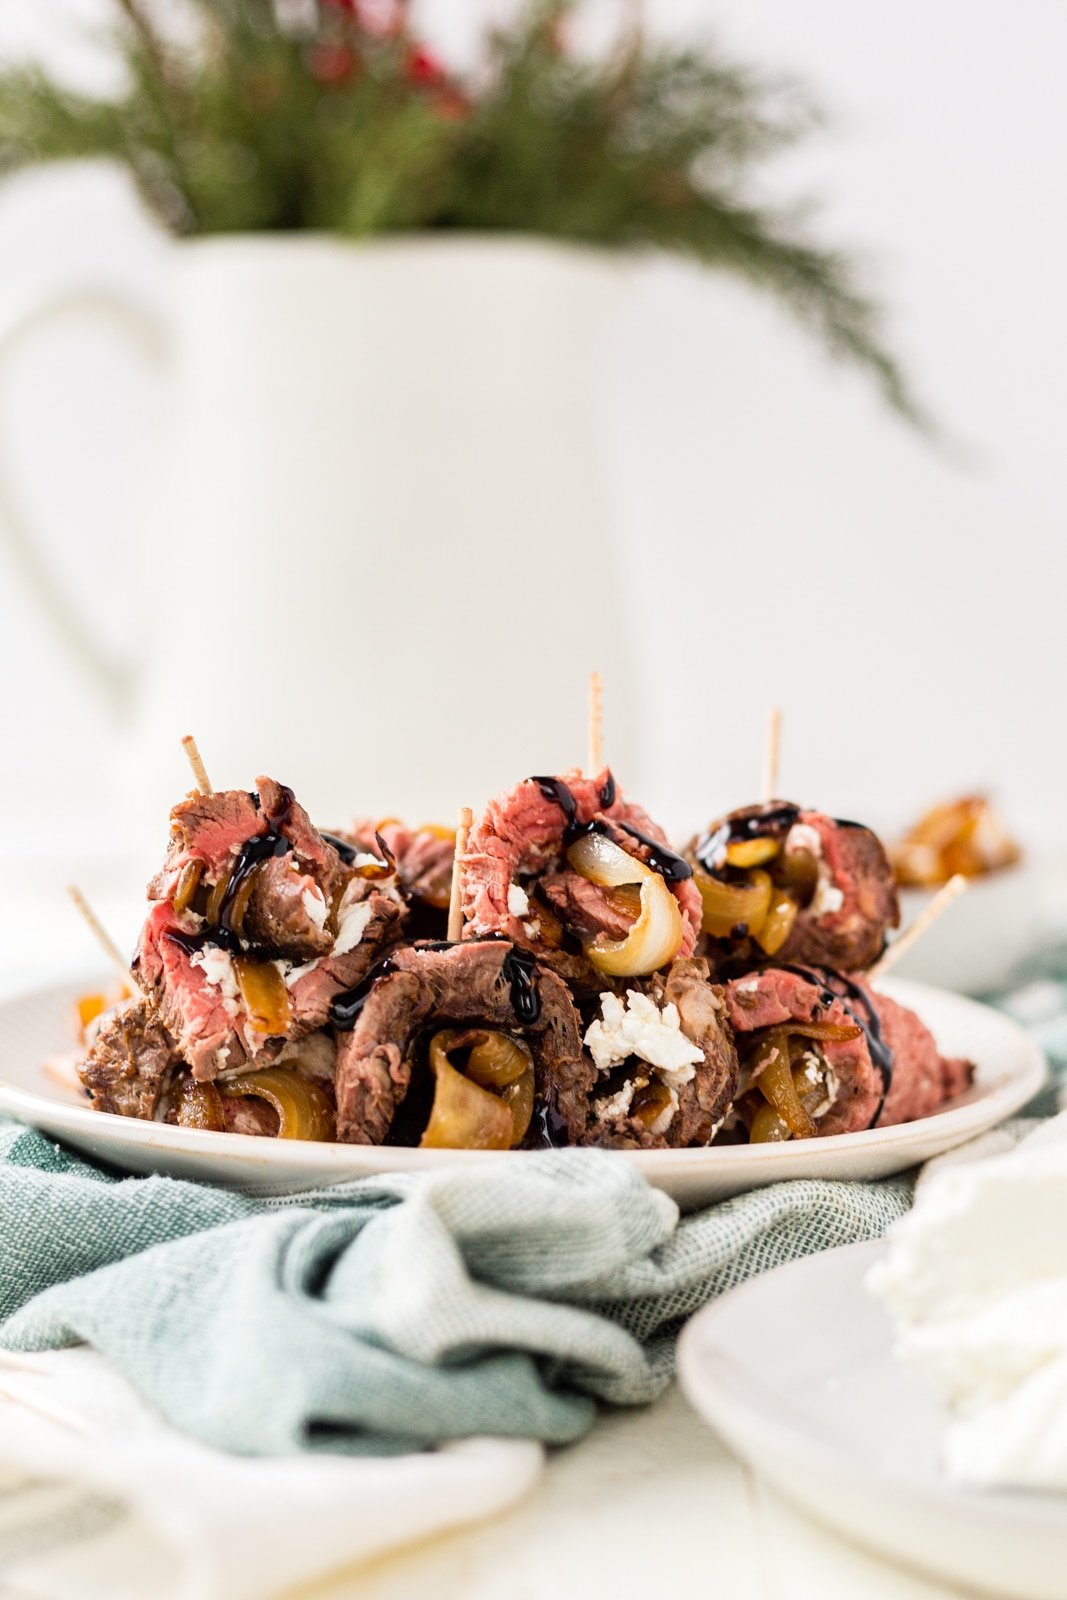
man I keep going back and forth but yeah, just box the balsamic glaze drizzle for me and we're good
[771,961,894,1121]
[217,827,290,931]
[321,831,357,865]
[598,770,616,809]
[617,821,692,882]
[328,939,543,1031]
[696,803,801,878]
[329,956,397,1031]
[166,926,244,958]
[501,943,541,1023]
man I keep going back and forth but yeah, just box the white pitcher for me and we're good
[0,234,638,835]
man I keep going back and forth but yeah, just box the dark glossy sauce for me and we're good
[166,926,244,958]
[772,962,894,1118]
[329,956,397,1031]
[617,821,692,883]
[696,803,800,878]
[598,770,616,809]
[218,827,290,931]
[321,830,357,865]
[501,943,541,1024]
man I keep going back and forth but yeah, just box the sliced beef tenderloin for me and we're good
[79,999,179,1119]
[334,940,593,1146]
[725,965,972,1139]
[690,803,899,975]
[871,988,974,1126]
[725,965,888,1137]
[462,769,702,988]
[148,777,358,963]
[583,958,739,1149]
[537,871,636,942]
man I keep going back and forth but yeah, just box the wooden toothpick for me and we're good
[181,734,213,796]
[761,708,782,804]
[67,886,145,999]
[447,807,473,944]
[867,874,969,983]
[587,671,603,777]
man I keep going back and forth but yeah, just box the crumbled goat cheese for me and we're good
[595,1079,636,1121]
[735,978,760,994]
[785,822,844,918]
[797,1049,838,1119]
[867,1118,1067,1492]
[508,883,530,917]
[351,851,388,872]
[333,895,375,957]
[301,885,328,931]
[523,918,541,940]
[585,990,702,1083]
[189,947,241,1018]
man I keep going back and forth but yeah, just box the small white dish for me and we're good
[0,975,1044,1206]
[678,1240,1067,1599]
[891,859,1038,994]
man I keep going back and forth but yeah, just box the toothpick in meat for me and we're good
[67,886,145,1000]
[867,874,969,983]
[181,734,213,796]
[447,807,473,944]
[761,707,782,804]
[587,671,603,777]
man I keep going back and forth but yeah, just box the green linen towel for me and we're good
[0,1123,910,1455]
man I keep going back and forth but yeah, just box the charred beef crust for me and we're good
[662,960,739,1144]
[79,1000,178,1119]
[779,817,900,972]
[242,855,333,959]
[583,958,739,1150]
[334,940,594,1146]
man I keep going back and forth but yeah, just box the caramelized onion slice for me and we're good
[725,837,780,869]
[502,1066,535,1145]
[421,1032,513,1150]
[457,1030,534,1089]
[750,1030,816,1139]
[172,859,204,917]
[234,956,292,1037]
[692,865,772,940]
[221,1067,334,1141]
[177,1078,225,1131]
[753,890,797,956]
[567,832,683,976]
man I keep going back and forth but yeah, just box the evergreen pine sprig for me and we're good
[0,0,923,422]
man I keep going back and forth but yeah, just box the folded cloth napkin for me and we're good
[0,1347,542,1600]
[0,1124,911,1456]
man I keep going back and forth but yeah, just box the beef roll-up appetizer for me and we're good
[462,769,703,994]
[724,965,973,1142]
[135,777,404,1081]
[581,958,738,1149]
[688,803,899,973]
[332,939,593,1148]
[341,818,455,940]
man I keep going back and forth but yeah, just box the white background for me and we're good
[0,0,1064,905]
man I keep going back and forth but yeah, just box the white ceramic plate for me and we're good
[678,1239,1067,1599]
[0,975,1045,1206]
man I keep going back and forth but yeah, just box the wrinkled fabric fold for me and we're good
[0,1122,910,1455]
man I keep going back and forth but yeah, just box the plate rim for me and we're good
[0,972,1047,1176]
[677,1238,1067,1534]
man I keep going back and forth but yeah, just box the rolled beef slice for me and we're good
[334,940,594,1146]
[462,769,702,969]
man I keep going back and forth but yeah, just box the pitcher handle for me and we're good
[0,280,167,714]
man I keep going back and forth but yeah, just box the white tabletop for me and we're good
[298,1386,967,1600]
